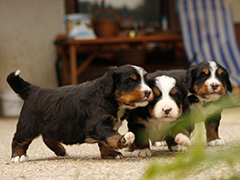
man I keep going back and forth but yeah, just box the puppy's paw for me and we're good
[123,132,135,145]
[175,133,191,147]
[132,148,152,157]
[11,155,29,163]
[101,150,123,159]
[170,145,188,152]
[153,141,167,147]
[208,139,225,146]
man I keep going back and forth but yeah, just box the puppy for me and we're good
[127,75,193,157]
[7,65,153,162]
[152,61,232,146]
[185,60,232,146]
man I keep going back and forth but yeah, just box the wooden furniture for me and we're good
[56,34,182,85]
[235,23,240,46]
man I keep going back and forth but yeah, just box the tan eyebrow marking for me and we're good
[170,87,178,95]
[146,75,150,80]
[153,88,160,96]
[217,68,224,75]
[202,68,209,75]
[130,74,137,80]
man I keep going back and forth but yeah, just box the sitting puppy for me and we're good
[7,65,153,162]
[185,60,232,146]
[127,75,193,157]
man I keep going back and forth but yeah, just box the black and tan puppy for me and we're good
[185,60,232,146]
[152,60,232,146]
[127,75,193,157]
[7,64,153,162]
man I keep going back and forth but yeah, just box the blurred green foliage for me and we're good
[142,94,240,180]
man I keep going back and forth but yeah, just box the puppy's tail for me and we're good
[7,70,32,100]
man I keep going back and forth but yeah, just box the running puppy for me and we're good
[7,65,153,162]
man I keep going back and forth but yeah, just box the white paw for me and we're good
[171,145,188,151]
[132,148,152,157]
[175,133,191,147]
[153,141,167,147]
[208,139,225,146]
[11,155,29,163]
[123,132,135,145]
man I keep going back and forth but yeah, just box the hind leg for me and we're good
[11,116,40,162]
[98,132,135,159]
[11,137,35,162]
[42,137,66,156]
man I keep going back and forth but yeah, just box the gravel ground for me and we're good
[1,107,240,180]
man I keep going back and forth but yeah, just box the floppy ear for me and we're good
[184,65,197,92]
[148,76,156,90]
[182,96,190,113]
[224,69,232,92]
[181,85,189,99]
[177,82,190,112]
[226,78,232,92]
[100,66,119,97]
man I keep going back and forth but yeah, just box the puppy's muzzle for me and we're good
[143,90,151,98]
[162,108,172,116]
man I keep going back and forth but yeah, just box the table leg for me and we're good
[77,52,98,75]
[62,48,68,85]
[69,45,78,85]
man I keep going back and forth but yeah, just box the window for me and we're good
[78,0,161,31]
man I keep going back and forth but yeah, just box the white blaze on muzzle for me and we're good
[153,76,180,121]
[132,65,153,106]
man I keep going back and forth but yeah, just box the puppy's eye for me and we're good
[124,77,135,85]
[219,72,227,81]
[217,68,227,78]
[200,72,207,78]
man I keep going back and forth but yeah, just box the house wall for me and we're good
[229,0,240,23]
[0,0,65,91]
[229,0,240,45]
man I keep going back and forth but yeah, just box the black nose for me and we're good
[162,108,172,115]
[211,83,219,90]
[143,90,151,98]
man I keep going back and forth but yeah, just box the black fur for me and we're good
[7,64,153,160]
[150,69,186,83]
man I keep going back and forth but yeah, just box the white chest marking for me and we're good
[137,117,172,141]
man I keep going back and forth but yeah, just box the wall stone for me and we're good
[0,0,65,91]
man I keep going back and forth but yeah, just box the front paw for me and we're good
[170,145,188,152]
[175,133,191,147]
[101,150,123,159]
[153,141,167,147]
[132,148,152,157]
[208,139,225,146]
[122,132,135,146]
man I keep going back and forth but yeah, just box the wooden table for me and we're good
[56,34,182,85]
